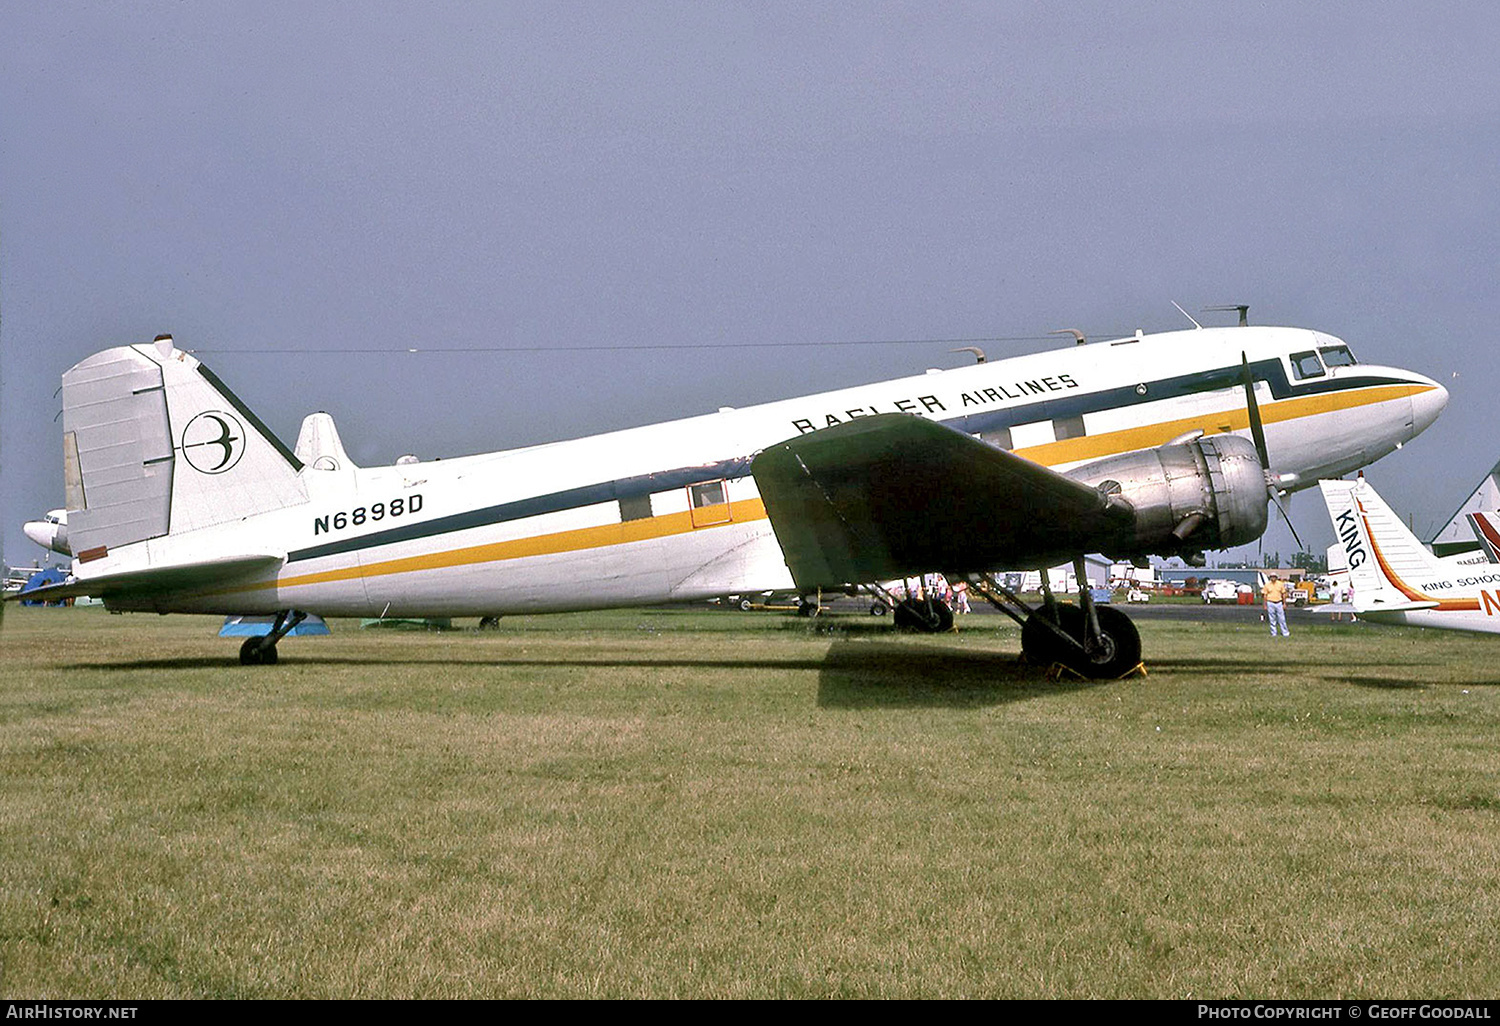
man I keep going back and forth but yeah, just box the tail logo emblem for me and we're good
[181,411,245,474]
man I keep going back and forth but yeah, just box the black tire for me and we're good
[797,598,820,618]
[1069,606,1140,678]
[893,597,954,633]
[869,601,888,616]
[1021,603,1084,666]
[1026,604,1141,678]
[239,637,278,666]
[478,616,501,629]
[739,598,754,611]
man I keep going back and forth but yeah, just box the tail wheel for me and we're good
[238,638,279,666]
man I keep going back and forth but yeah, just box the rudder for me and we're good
[1319,477,1440,612]
[62,335,306,559]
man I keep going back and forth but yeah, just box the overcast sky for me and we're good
[4,2,1498,571]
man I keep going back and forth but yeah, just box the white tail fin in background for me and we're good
[1318,477,1440,613]
[1465,511,1500,564]
[62,336,307,559]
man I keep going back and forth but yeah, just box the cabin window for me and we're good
[1008,421,1056,449]
[1054,415,1086,441]
[1319,345,1356,367]
[979,427,1013,450]
[688,480,732,527]
[690,481,726,508]
[619,494,653,522]
[1289,350,1325,380]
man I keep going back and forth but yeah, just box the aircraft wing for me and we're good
[751,414,1126,589]
[3,554,284,604]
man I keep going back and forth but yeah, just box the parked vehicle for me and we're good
[1202,579,1241,604]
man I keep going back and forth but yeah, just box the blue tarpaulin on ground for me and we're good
[219,614,332,637]
[19,567,69,605]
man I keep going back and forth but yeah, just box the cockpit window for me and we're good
[1319,344,1356,367]
[1289,351,1325,380]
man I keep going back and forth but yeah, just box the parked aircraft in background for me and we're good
[1429,457,1500,557]
[13,324,1445,675]
[22,509,67,555]
[1320,476,1500,634]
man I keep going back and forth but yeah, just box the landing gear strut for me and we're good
[238,609,307,666]
[893,596,954,633]
[972,562,1141,679]
[797,588,823,618]
[865,580,953,633]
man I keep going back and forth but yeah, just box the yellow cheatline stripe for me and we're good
[1014,383,1432,466]
[226,498,771,594]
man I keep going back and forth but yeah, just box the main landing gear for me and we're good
[863,580,954,633]
[238,609,308,666]
[972,558,1142,679]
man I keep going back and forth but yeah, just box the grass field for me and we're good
[1,603,1497,998]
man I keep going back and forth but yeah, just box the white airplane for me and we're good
[12,325,1446,674]
[1320,476,1500,633]
[22,508,67,555]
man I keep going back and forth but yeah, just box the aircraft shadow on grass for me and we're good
[60,654,834,674]
[63,637,1088,710]
[1144,655,1444,672]
[1328,675,1500,690]
[814,640,1100,710]
[61,636,1496,698]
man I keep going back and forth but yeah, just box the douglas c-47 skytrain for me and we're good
[15,323,1447,675]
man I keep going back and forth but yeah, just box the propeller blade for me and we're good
[1240,353,1271,470]
[1270,491,1304,550]
[1241,352,1305,549]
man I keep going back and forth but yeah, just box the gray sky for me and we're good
[4,2,1498,570]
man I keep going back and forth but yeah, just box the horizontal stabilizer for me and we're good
[751,414,1117,588]
[2,554,284,604]
[1358,597,1440,613]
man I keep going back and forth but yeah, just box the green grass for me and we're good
[1,604,1497,998]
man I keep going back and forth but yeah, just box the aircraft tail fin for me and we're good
[1465,512,1500,564]
[62,336,307,561]
[295,411,358,471]
[1319,477,1441,613]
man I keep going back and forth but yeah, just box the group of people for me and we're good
[904,574,972,614]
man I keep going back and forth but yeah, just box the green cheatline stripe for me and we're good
[287,455,755,564]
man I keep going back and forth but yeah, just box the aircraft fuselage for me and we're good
[72,325,1446,617]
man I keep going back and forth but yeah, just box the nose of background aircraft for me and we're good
[1409,373,1449,438]
[22,520,64,554]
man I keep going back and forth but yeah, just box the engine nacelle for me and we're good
[1064,434,1269,559]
